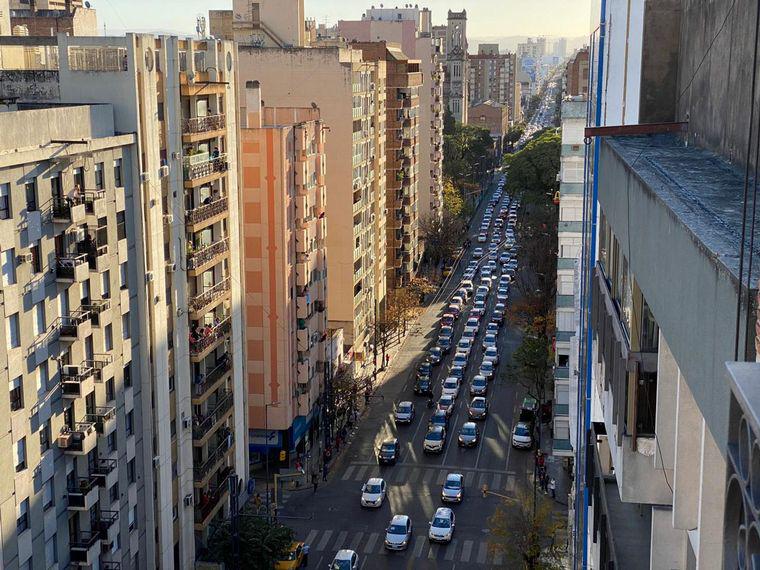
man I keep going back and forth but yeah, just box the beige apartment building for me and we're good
[0,33,247,569]
[353,41,423,289]
[468,45,522,125]
[239,81,329,465]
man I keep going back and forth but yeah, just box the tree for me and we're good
[527,93,543,117]
[489,489,566,569]
[206,510,295,569]
[509,335,552,409]
[502,129,561,200]
[504,123,525,151]
[442,177,465,218]
[419,211,465,266]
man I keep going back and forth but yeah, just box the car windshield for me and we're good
[515,426,531,436]
[485,335,496,343]
[430,348,440,355]
[472,400,485,409]
[380,442,395,452]
[473,379,486,387]
[444,380,457,389]
[366,483,382,493]
[432,517,451,528]
[481,362,493,370]
[461,426,476,435]
[331,561,351,570]
[388,524,407,535]
[445,478,461,489]
[440,396,453,406]
[427,430,443,441]
[454,356,466,364]
[398,404,411,413]
[486,349,497,356]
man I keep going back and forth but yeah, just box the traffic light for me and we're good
[279,450,287,462]
[481,484,488,498]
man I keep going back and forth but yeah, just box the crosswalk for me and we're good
[339,462,518,495]
[303,527,505,566]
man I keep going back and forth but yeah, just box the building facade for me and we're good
[466,100,508,155]
[8,2,97,37]
[239,81,329,472]
[564,47,589,98]
[443,10,468,123]
[467,46,521,125]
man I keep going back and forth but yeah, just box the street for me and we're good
[277,177,544,569]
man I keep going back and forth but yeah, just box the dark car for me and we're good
[468,397,489,421]
[429,409,449,429]
[469,375,488,397]
[428,346,442,365]
[438,337,452,354]
[458,422,480,448]
[417,361,432,379]
[414,376,433,396]
[377,438,399,465]
[441,313,455,328]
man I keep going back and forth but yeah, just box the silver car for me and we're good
[428,507,456,543]
[394,401,415,424]
[384,515,413,550]
[360,477,387,508]
[441,473,464,503]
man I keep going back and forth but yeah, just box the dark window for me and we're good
[25,180,37,212]
[39,422,51,453]
[157,102,164,121]
[95,163,104,190]
[74,167,84,190]
[116,211,126,241]
[106,378,115,402]
[558,354,569,368]
[126,411,134,436]
[0,183,11,220]
[30,242,41,274]
[127,458,136,484]
[124,362,132,387]
[51,172,62,199]
[15,437,26,472]
[107,432,117,453]
[16,498,29,533]
[109,482,119,503]
[113,159,123,188]
[9,376,23,411]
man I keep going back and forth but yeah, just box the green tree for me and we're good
[502,129,561,201]
[512,335,552,405]
[442,178,464,218]
[527,94,542,116]
[206,511,295,569]
[504,123,525,151]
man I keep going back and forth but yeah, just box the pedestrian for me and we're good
[385,353,390,369]
[549,477,556,499]
[322,463,328,481]
[312,472,318,493]
[302,543,310,566]
[541,473,549,494]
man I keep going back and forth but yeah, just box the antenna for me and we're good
[196,15,206,39]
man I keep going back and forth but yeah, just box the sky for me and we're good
[98,0,592,41]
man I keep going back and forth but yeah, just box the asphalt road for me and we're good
[279,179,536,569]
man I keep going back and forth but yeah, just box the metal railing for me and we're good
[193,356,232,398]
[55,254,87,279]
[56,310,91,338]
[195,481,229,523]
[187,238,229,271]
[192,391,234,439]
[189,316,232,355]
[68,476,98,507]
[59,421,96,452]
[194,432,234,481]
[85,354,113,382]
[186,196,228,225]
[92,458,117,485]
[85,406,116,434]
[189,277,231,314]
[182,114,226,134]
[183,154,228,181]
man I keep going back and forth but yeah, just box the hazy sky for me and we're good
[98,0,592,39]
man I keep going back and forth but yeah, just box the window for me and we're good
[173,503,178,521]
[33,302,45,336]
[106,377,115,402]
[561,158,584,183]
[95,162,104,190]
[50,171,62,199]
[30,242,41,273]
[45,536,57,566]
[558,274,574,296]
[1,249,16,286]
[558,353,570,367]
[81,278,90,305]
[9,376,23,411]
[74,167,84,189]
[116,211,126,241]
[120,262,128,289]
[560,237,581,259]
[37,360,49,394]
[127,458,136,484]
[113,159,123,187]
[128,506,137,531]
[122,312,131,339]
[24,179,37,211]
[109,482,119,503]
[102,270,111,299]
[168,375,175,392]
[560,204,583,222]
[126,410,134,436]
[557,310,574,332]
[15,437,26,472]
[107,432,117,453]
[39,420,51,453]
[170,418,176,438]
[0,183,10,219]
[42,478,54,510]
[124,361,132,388]
[7,313,20,349]
[104,324,113,351]
[16,498,29,533]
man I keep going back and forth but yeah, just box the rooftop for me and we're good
[606,133,760,285]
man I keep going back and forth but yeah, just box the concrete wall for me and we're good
[638,0,680,123]
[0,0,9,35]
[0,70,60,100]
[0,103,114,148]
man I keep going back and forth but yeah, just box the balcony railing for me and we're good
[194,431,234,481]
[67,476,98,509]
[82,299,110,325]
[58,421,97,453]
[85,406,116,434]
[61,364,95,397]
[190,316,232,355]
[187,238,229,271]
[82,190,105,214]
[85,354,113,382]
[195,482,229,524]
[189,277,231,314]
[55,253,88,280]
[182,114,226,134]
[183,153,228,181]
[192,391,234,439]
[186,196,228,226]
[92,458,117,487]
[193,356,232,398]
[70,530,100,564]
[56,310,91,340]
[97,510,119,534]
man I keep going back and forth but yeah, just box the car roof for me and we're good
[391,514,409,525]
[434,507,453,518]
[443,378,458,384]
[462,421,477,429]
[381,438,398,445]
[446,473,463,482]
[471,396,486,404]
[472,375,487,383]
[367,477,384,486]
[334,549,357,560]
[398,401,412,407]
[428,425,445,434]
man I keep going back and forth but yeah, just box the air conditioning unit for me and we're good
[57,433,72,448]
[140,172,151,182]
[159,165,170,179]
[17,253,32,264]
[153,456,161,468]
[163,214,174,224]
[183,494,193,507]
[146,271,154,282]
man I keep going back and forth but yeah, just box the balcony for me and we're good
[86,244,110,273]
[58,422,97,455]
[83,190,107,218]
[183,153,229,186]
[98,511,119,546]
[67,477,99,511]
[195,482,230,529]
[194,432,234,485]
[192,356,232,402]
[92,458,118,488]
[190,316,232,360]
[56,254,89,282]
[189,277,231,318]
[296,296,310,320]
[61,364,96,399]
[85,354,113,383]
[182,113,226,139]
[186,196,229,231]
[70,531,100,566]
[57,311,92,343]
[187,238,229,275]
[192,391,234,442]
[51,196,86,226]
[87,406,117,436]
[82,299,110,326]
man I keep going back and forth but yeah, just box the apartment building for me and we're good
[7,1,97,37]
[213,0,306,48]
[467,46,521,125]
[1,0,10,35]
[575,1,760,568]
[467,100,508,155]
[0,33,248,569]
[564,47,589,98]
[443,10,468,123]
[238,81,329,469]
[353,41,423,289]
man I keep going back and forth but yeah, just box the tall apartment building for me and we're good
[338,4,444,222]
[353,41,423,289]
[0,33,248,568]
[238,81,329,468]
[517,37,546,60]
[575,1,760,568]
[468,45,522,125]
[0,103,141,570]
[564,47,589,98]
[443,10,468,123]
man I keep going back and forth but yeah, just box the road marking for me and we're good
[435,471,447,485]
[304,529,319,548]
[341,465,356,481]
[492,473,502,491]
[423,469,436,484]
[412,535,427,558]
[427,543,440,559]
[463,471,472,488]
[355,465,368,481]
[478,472,488,490]
[348,532,363,552]
[460,539,474,562]
[393,467,408,485]
[363,533,379,554]
[316,530,333,551]
[505,474,516,493]
[346,461,510,475]
[331,530,348,551]
[476,541,489,564]
[445,539,458,561]
[407,467,420,484]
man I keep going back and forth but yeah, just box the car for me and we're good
[472,248,483,259]
[463,269,476,281]
[461,328,476,342]
[417,361,432,379]
[428,507,456,543]
[414,376,433,396]
[377,438,399,465]
[496,288,509,302]
[455,287,471,302]
[476,285,489,297]
[449,365,465,381]
[479,360,495,380]
[480,276,493,290]
[424,425,447,454]
[474,292,487,305]
[470,375,488,396]
[394,401,415,424]
[427,346,442,365]
[452,353,468,370]
[464,318,479,336]
[477,233,487,243]
[473,299,486,313]
[384,515,413,550]
[469,307,485,321]
[275,542,305,569]
[441,377,461,399]
[446,304,461,319]
[498,252,510,264]
[438,336,452,354]
[429,409,449,429]
[449,298,463,313]
[482,333,497,351]
[468,397,489,420]
[458,422,480,447]
[492,306,505,324]
[360,477,387,508]
[521,396,539,416]
[330,549,359,570]
[441,473,464,503]
[440,312,455,327]
[457,338,473,357]
[506,259,518,271]
[460,279,474,295]
[437,395,455,416]
[439,325,454,341]
[450,295,465,309]
[483,346,500,366]
[486,322,499,336]
[512,422,534,449]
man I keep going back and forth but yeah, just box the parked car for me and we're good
[511,422,534,449]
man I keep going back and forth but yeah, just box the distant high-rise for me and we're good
[444,10,468,123]
[468,44,522,125]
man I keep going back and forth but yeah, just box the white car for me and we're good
[512,422,534,449]
[360,477,387,508]
[457,338,473,357]
[460,279,474,295]
[428,507,456,543]
[476,285,489,297]
[482,333,497,350]
[464,318,479,336]
[424,426,447,454]
[441,473,465,503]
[384,515,413,550]
[441,377,461,399]
[486,322,499,337]
[480,276,492,290]
[472,248,483,259]
[479,360,495,380]
[477,233,487,243]
[483,346,499,366]
[394,401,415,424]
[452,353,468,369]
[331,549,359,570]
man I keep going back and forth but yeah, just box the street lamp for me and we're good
[264,400,281,522]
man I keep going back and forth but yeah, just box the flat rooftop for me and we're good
[606,133,760,285]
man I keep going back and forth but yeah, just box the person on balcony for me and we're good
[212,147,220,159]
[68,184,81,206]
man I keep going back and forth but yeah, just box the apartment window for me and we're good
[74,167,84,189]
[104,324,113,351]
[116,211,126,241]
[168,375,175,392]
[30,242,41,273]
[170,418,176,438]
[39,420,51,453]
[42,478,54,510]
[38,361,49,394]
[101,270,111,299]
[122,312,131,339]
[173,503,178,521]
[128,506,136,531]
[25,179,37,211]
[114,159,123,187]
[33,302,46,336]
[9,376,23,411]
[106,377,115,402]
[45,536,57,566]
[126,410,134,436]
[15,437,26,472]
[124,362,132,388]
[127,458,136,484]
[7,313,20,349]
[558,274,574,296]
[119,262,128,289]
[95,162,104,190]
[81,278,90,305]
[109,482,119,503]
[557,310,574,332]
[0,183,10,219]
[562,158,584,183]
[560,238,581,259]
[558,354,570,367]
[16,498,29,533]
[1,249,16,286]
[107,431,117,453]
[51,171,62,199]
[560,204,583,222]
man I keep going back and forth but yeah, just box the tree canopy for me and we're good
[206,511,295,569]
[502,129,561,201]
